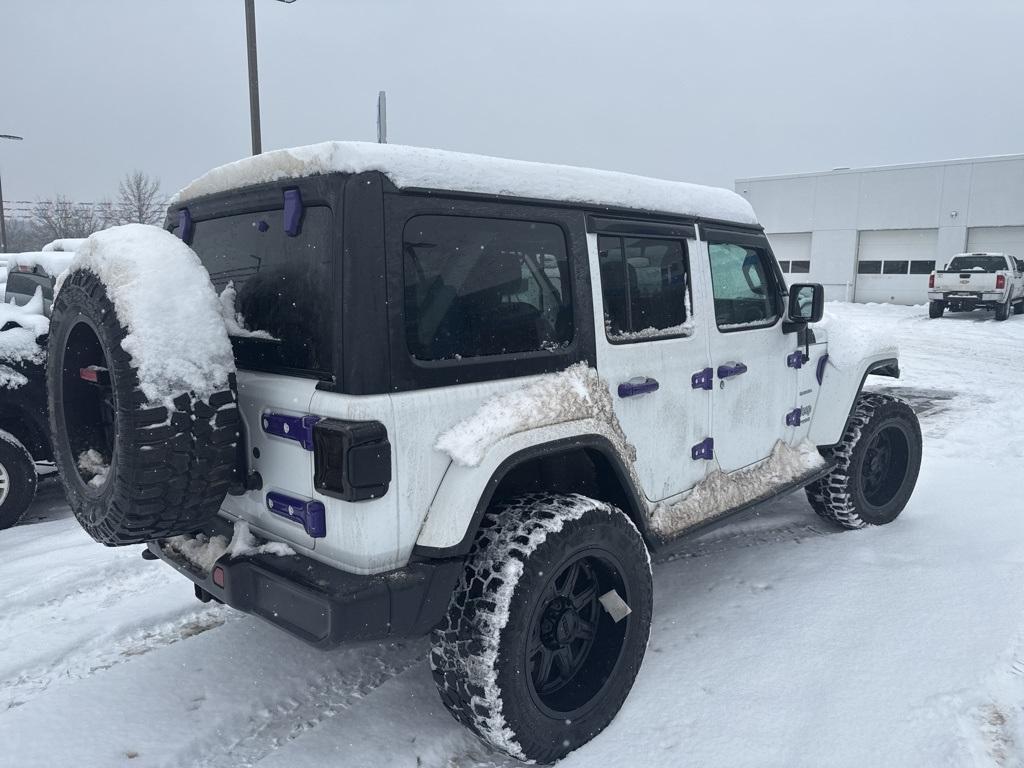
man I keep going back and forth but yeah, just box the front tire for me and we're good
[928,300,945,319]
[0,431,37,530]
[806,393,922,529]
[430,494,653,763]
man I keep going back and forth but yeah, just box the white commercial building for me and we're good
[736,154,1024,305]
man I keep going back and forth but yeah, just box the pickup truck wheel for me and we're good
[928,300,945,319]
[47,269,239,546]
[995,298,1011,321]
[806,393,922,529]
[0,431,36,530]
[430,494,653,763]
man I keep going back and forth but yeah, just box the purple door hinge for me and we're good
[786,408,803,427]
[787,350,808,369]
[261,412,322,451]
[266,491,326,538]
[691,367,713,390]
[816,354,829,385]
[691,437,714,461]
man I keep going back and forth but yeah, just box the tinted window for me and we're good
[190,207,333,375]
[790,260,811,274]
[858,261,882,274]
[597,236,692,341]
[946,255,1008,272]
[778,260,791,273]
[909,260,935,274]
[883,261,909,275]
[707,241,780,330]
[403,216,572,360]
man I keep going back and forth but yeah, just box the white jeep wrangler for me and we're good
[46,143,922,763]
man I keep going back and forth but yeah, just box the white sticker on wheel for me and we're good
[599,589,632,623]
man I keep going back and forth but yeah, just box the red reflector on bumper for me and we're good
[79,367,99,382]
[212,566,225,588]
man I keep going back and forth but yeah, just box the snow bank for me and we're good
[0,287,48,389]
[172,141,757,225]
[12,251,75,277]
[65,224,235,408]
[164,520,295,574]
[650,440,825,537]
[435,363,634,467]
[817,304,899,370]
[41,238,86,253]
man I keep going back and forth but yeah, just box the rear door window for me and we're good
[402,215,573,360]
[189,207,334,376]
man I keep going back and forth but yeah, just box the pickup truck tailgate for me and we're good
[934,271,1000,292]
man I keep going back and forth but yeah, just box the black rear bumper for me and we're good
[148,516,463,649]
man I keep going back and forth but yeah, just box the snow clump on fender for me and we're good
[47,224,240,546]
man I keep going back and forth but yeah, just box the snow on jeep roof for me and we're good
[171,141,758,225]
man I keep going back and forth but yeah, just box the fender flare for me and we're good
[412,431,647,559]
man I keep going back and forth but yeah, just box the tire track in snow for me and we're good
[1,604,230,710]
[188,641,428,768]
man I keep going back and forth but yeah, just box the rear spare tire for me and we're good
[48,266,239,546]
[0,431,37,531]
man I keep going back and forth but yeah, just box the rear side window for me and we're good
[597,236,692,341]
[190,207,334,376]
[402,215,573,360]
[707,241,780,330]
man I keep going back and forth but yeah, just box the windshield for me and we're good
[188,206,334,377]
[945,255,1007,272]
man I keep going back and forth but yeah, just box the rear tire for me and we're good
[430,494,653,763]
[0,431,36,531]
[806,393,922,529]
[996,298,1011,321]
[928,300,945,319]
[47,269,239,546]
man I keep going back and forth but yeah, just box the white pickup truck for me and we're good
[928,252,1024,320]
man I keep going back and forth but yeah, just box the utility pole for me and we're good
[244,0,296,156]
[0,134,24,253]
[377,91,388,144]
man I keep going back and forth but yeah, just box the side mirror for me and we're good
[787,283,824,324]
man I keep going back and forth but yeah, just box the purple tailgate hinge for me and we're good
[266,491,326,538]
[283,188,304,237]
[787,350,808,369]
[691,367,713,390]
[177,208,193,243]
[691,437,714,461]
[262,412,321,451]
[786,408,803,427]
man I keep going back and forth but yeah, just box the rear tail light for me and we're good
[928,273,935,288]
[996,274,1006,290]
[211,565,225,588]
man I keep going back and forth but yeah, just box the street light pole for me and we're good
[0,134,24,254]
[244,0,296,156]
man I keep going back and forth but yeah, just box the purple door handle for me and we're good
[618,377,660,398]
[717,362,748,379]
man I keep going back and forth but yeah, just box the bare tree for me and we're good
[32,196,109,240]
[115,170,164,225]
[2,217,47,253]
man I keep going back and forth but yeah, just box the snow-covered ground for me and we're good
[2,302,1023,768]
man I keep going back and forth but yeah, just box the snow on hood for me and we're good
[0,287,48,390]
[435,363,636,468]
[64,224,235,408]
[12,251,76,277]
[650,440,825,537]
[171,141,758,226]
[816,306,899,370]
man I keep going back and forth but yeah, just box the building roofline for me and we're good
[736,152,1024,184]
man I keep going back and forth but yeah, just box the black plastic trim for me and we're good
[412,434,648,559]
[586,214,696,239]
[149,516,463,648]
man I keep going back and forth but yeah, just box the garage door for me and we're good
[965,227,1024,264]
[767,232,812,277]
[855,229,937,305]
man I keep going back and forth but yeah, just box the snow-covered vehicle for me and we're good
[44,143,923,763]
[0,290,53,529]
[2,241,79,314]
[928,252,1024,320]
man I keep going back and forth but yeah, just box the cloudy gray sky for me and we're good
[2,0,1023,212]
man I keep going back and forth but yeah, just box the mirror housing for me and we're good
[787,283,824,324]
